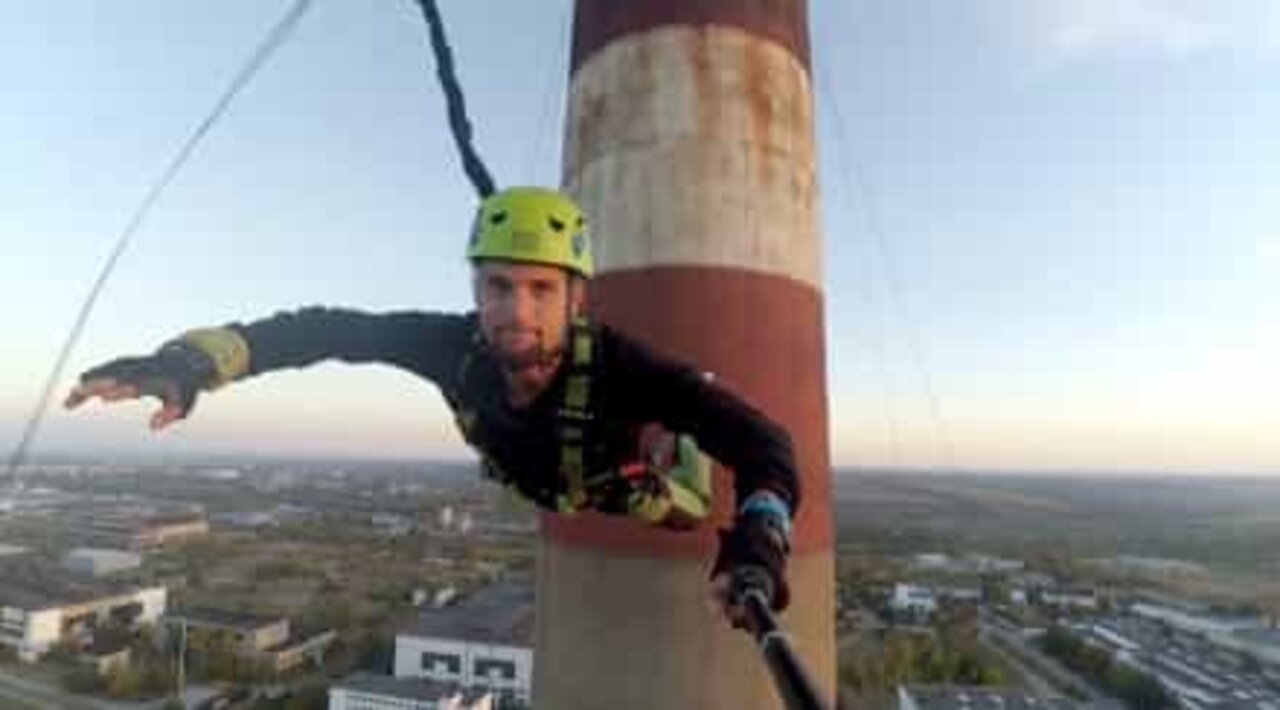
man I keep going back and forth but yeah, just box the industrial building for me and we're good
[0,556,166,661]
[393,582,534,706]
[168,608,336,675]
[328,672,494,710]
[889,584,938,619]
[66,508,210,550]
[62,547,143,577]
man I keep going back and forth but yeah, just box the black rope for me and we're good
[3,0,314,480]
[414,0,497,198]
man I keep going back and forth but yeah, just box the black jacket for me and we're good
[230,307,800,516]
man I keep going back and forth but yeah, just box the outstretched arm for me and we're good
[66,307,469,429]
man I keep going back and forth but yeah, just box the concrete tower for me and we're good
[533,1,834,707]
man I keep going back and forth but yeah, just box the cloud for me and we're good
[1047,0,1216,55]
[984,0,1280,60]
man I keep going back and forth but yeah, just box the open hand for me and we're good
[64,354,199,430]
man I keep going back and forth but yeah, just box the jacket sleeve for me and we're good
[603,326,801,517]
[228,307,471,385]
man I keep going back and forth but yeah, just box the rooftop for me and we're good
[333,672,492,704]
[0,556,157,610]
[1232,628,1280,647]
[167,608,282,631]
[408,581,535,647]
[902,685,1082,710]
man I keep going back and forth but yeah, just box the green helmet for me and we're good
[467,187,593,278]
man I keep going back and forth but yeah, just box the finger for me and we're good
[64,378,120,408]
[149,404,185,431]
[64,387,89,409]
[709,575,748,626]
[99,384,140,402]
[708,576,727,613]
[710,575,731,600]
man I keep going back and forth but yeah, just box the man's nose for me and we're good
[507,290,537,326]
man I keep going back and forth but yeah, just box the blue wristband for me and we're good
[739,490,792,538]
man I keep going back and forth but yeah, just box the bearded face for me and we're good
[474,261,584,374]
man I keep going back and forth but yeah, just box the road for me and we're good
[977,624,1061,697]
[0,664,170,710]
[978,611,1122,708]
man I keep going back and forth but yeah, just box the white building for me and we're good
[967,554,1025,574]
[908,553,1024,575]
[890,584,937,618]
[329,673,493,710]
[0,582,166,661]
[63,548,142,577]
[1130,603,1265,636]
[1217,629,1280,667]
[910,554,951,570]
[1041,589,1099,611]
[936,587,982,604]
[394,582,534,706]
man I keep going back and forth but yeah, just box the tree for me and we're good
[63,666,104,694]
[1040,625,1175,709]
[283,683,329,710]
[104,665,142,699]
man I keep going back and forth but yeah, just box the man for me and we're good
[65,187,798,624]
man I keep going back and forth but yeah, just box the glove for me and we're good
[67,341,219,427]
[711,492,792,615]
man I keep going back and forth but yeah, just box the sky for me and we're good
[2,1,1278,475]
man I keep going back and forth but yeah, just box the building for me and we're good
[889,584,937,619]
[394,582,534,706]
[372,512,416,537]
[0,557,166,661]
[1130,603,1265,637]
[329,673,494,710]
[67,506,210,550]
[1218,628,1280,666]
[911,554,952,570]
[1100,556,1205,577]
[967,555,1025,574]
[80,639,132,676]
[935,587,982,604]
[63,548,143,577]
[213,511,278,529]
[1129,604,1280,667]
[909,554,1024,575]
[170,609,335,675]
[897,685,1082,709]
[1040,588,1099,611]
